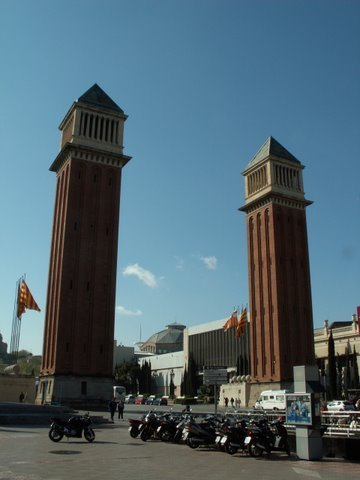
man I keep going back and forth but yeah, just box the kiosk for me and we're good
[289,365,323,460]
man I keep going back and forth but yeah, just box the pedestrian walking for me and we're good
[118,399,125,420]
[108,398,117,422]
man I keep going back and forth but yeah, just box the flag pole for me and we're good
[10,276,22,363]
[9,278,19,356]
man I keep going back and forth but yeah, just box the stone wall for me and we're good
[0,374,36,403]
[219,380,294,408]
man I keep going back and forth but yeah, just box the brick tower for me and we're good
[240,137,315,388]
[37,84,131,405]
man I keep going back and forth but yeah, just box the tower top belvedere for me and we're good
[51,84,129,172]
[241,136,311,211]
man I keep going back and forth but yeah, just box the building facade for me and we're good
[184,318,250,376]
[37,85,131,405]
[314,316,360,396]
[240,137,315,387]
[138,351,184,398]
[140,323,185,354]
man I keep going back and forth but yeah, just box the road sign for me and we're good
[203,368,228,385]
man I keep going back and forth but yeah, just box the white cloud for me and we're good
[175,257,184,270]
[200,255,218,270]
[122,263,158,288]
[116,305,143,316]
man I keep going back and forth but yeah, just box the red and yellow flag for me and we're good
[235,307,248,338]
[17,280,41,318]
[223,309,238,331]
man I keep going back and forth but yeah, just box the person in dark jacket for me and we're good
[108,398,117,422]
[118,400,125,420]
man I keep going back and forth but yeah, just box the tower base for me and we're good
[35,374,113,409]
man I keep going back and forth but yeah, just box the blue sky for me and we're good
[0,0,359,356]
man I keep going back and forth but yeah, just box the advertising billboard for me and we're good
[286,393,313,426]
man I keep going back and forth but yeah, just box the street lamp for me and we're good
[169,369,175,398]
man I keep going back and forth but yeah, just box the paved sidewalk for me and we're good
[0,416,359,480]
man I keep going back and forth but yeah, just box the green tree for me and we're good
[351,346,359,389]
[344,344,351,397]
[327,330,337,400]
[114,361,140,394]
[139,361,152,394]
[336,356,343,399]
[184,354,199,397]
[17,355,41,376]
[0,350,41,376]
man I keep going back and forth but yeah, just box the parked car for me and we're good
[326,400,354,411]
[124,394,136,404]
[135,395,146,405]
[145,395,156,405]
[153,397,168,406]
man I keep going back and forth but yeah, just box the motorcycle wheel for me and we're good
[140,429,151,442]
[187,437,199,449]
[84,428,95,442]
[248,440,264,457]
[225,443,238,455]
[49,428,63,442]
[129,427,139,438]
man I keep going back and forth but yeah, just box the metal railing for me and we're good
[321,411,360,438]
[222,409,360,438]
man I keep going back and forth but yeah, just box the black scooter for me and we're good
[49,413,95,443]
[185,415,218,449]
[156,413,181,442]
[222,419,249,455]
[244,418,290,457]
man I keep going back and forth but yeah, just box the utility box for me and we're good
[293,365,323,460]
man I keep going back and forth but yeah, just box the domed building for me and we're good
[140,323,186,354]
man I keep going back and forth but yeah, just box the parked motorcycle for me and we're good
[139,411,162,441]
[220,418,249,455]
[244,417,290,457]
[184,415,219,449]
[128,415,146,438]
[173,414,192,443]
[48,413,95,443]
[156,413,182,442]
[214,417,235,451]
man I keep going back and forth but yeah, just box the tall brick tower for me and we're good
[240,137,315,388]
[37,85,131,405]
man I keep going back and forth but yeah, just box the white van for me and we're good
[254,390,287,410]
